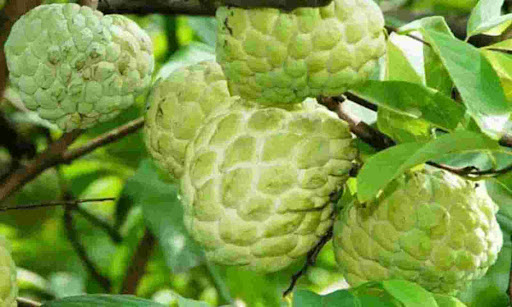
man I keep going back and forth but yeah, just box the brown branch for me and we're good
[64,205,112,292]
[0,197,115,212]
[62,117,144,162]
[319,96,395,151]
[121,229,156,294]
[0,117,144,203]
[97,0,332,15]
[0,130,82,203]
[17,297,42,307]
[283,226,333,297]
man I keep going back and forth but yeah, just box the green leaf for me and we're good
[421,29,511,137]
[351,282,403,306]
[177,295,213,307]
[400,16,454,36]
[382,280,438,307]
[187,16,216,47]
[125,160,204,272]
[357,131,503,202]
[321,290,358,306]
[386,34,424,84]
[482,50,512,102]
[380,34,434,143]
[42,295,165,306]
[467,0,512,38]
[292,289,357,307]
[397,16,454,96]
[433,294,467,307]
[292,290,323,307]
[351,81,465,132]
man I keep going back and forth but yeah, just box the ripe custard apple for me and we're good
[181,101,358,272]
[4,3,154,131]
[216,0,386,105]
[333,168,503,294]
[0,237,17,307]
[145,61,238,179]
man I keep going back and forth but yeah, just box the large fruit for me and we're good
[4,3,154,131]
[181,101,358,272]
[0,237,17,307]
[216,0,386,105]
[145,61,237,179]
[333,168,503,294]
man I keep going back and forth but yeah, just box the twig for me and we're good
[121,229,156,294]
[0,197,115,212]
[17,297,42,307]
[319,96,395,150]
[62,117,144,162]
[75,206,123,243]
[283,227,333,297]
[384,25,431,47]
[0,117,144,203]
[64,205,112,292]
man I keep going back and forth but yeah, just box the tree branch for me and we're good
[283,226,333,297]
[121,229,156,294]
[97,0,332,15]
[0,131,82,203]
[64,205,112,292]
[62,117,144,162]
[0,117,144,203]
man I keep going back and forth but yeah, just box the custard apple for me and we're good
[181,101,358,272]
[216,0,386,105]
[145,61,237,179]
[333,168,503,294]
[4,3,154,131]
[0,237,17,307]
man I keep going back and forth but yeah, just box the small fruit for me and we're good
[333,168,503,294]
[216,0,386,105]
[181,101,358,272]
[4,3,154,131]
[0,237,17,307]
[144,61,237,179]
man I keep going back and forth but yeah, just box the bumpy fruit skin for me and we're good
[145,61,237,179]
[4,3,154,131]
[0,237,17,307]
[181,101,358,272]
[216,0,386,105]
[333,168,503,294]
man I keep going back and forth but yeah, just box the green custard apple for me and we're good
[216,0,386,105]
[181,101,358,272]
[145,61,237,179]
[333,168,503,294]
[0,237,17,307]
[4,3,154,131]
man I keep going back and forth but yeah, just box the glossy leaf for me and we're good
[357,131,503,202]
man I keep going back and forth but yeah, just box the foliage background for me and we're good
[1,0,512,306]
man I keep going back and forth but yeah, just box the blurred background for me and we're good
[0,0,511,306]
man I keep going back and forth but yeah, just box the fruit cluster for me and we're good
[145,0,502,295]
